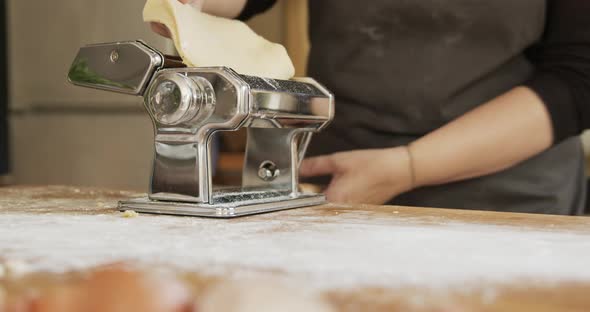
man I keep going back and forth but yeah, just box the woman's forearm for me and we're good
[202,0,247,18]
[409,86,554,187]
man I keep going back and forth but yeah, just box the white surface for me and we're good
[1,208,589,289]
[143,0,295,79]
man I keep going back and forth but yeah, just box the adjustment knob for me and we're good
[147,72,215,126]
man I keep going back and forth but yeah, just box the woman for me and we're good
[153,0,590,215]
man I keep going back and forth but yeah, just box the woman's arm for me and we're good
[409,87,552,187]
[412,0,590,187]
[524,0,590,143]
[300,87,554,204]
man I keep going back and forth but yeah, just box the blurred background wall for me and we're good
[5,0,307,191]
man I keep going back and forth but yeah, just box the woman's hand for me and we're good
[150,0,203,38]
[151,22,172,38]
[300,147,415,205]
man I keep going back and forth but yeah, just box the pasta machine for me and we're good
[67,41,334,218]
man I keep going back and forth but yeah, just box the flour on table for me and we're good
[143,0,295,79]
[2,208,590,290]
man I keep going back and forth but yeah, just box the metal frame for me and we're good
[119,194,325,218]
[67,41,334,218]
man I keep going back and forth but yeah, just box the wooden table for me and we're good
[1,186,590,311]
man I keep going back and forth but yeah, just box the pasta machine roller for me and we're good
[67,40,334,218]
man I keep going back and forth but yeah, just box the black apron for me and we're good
[305,0,586,215]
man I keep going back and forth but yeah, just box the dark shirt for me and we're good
[239,0,590,145]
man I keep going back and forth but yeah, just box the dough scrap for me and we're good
[122,210,139,218]
[144,0,295,79]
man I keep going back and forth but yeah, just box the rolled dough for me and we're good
[143,0,295,79]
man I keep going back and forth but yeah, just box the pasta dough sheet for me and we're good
[144,0,295,79]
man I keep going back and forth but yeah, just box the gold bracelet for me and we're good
[404,145,417,189]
